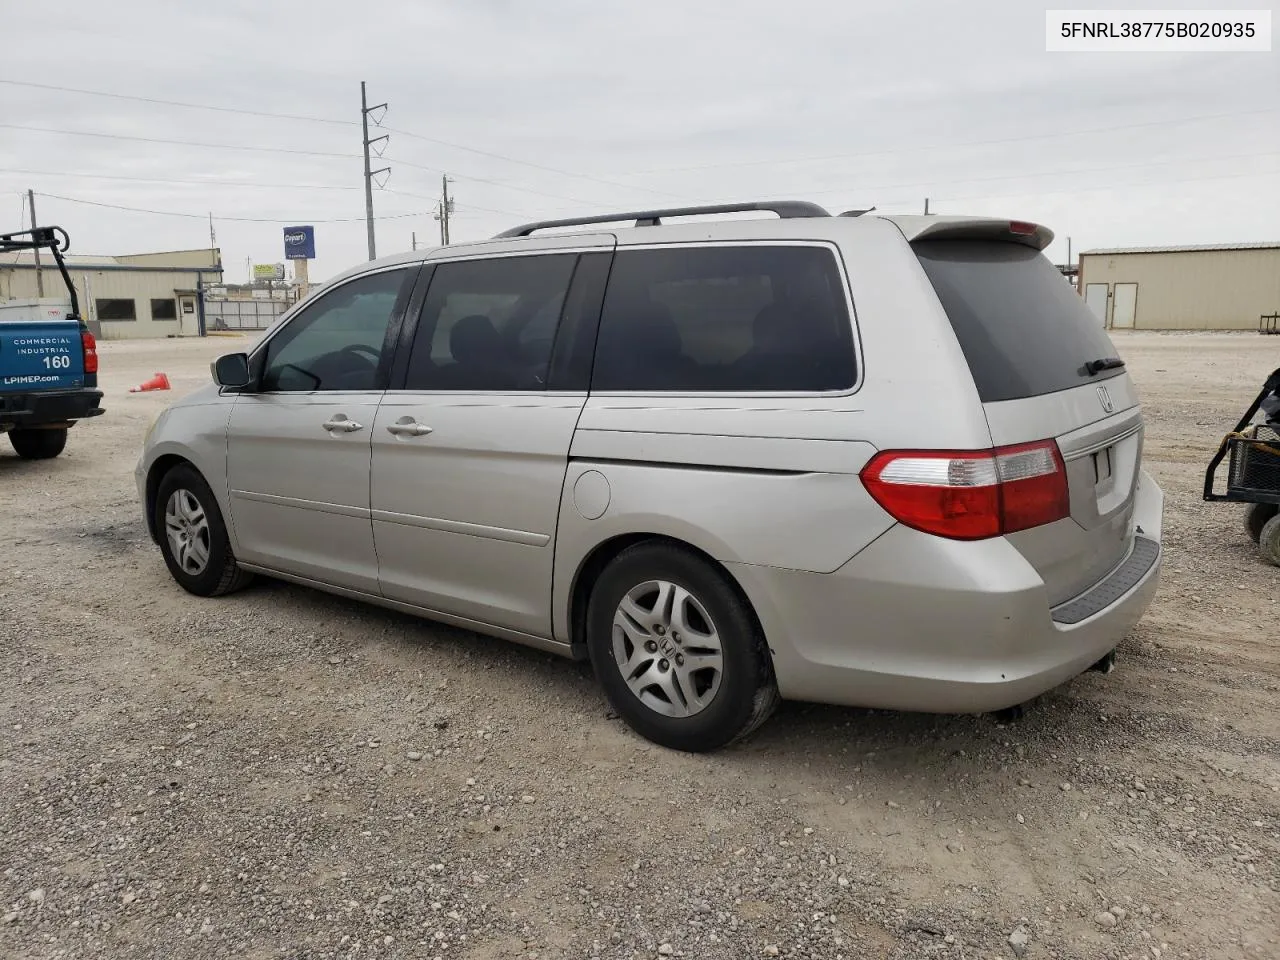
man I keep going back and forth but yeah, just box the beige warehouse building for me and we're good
[1078,242,1280,331]
[0,248,222,340]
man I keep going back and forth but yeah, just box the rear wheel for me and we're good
[1258,514,1280,567]
[154,464,253,596]
[1243,502,1278,544]
[8,427,68,460]
[586,542,779,752]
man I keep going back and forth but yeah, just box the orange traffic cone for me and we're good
[129,372,171,393]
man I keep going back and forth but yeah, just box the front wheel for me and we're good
[154,464,253,596]
[8,427,68,460]
[586,542,779,752]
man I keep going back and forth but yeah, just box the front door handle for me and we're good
[386,417,434,437]
[322,415,364,433]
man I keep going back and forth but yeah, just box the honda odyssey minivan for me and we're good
[137,201,1162,752]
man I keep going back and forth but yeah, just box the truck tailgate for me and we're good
[0,320,86,391]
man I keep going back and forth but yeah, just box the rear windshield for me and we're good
[914,240,1123,403]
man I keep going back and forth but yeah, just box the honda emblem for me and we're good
[1097,385,1114,413]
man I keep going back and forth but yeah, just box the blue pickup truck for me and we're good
[0,227,103,459]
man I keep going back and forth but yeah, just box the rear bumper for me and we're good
[0,389,104,429]
[728,470,1164,714]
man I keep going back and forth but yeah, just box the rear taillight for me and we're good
[82,331,98,374]
[860,440,1069,540]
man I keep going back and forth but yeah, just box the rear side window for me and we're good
[914,240,1123,403]
[404,254,577,391]
[592,245,856,392]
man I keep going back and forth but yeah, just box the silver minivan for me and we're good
[137,202,1163,752]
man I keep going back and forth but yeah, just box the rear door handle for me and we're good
[322,416,364,433]
[386,417,433,437]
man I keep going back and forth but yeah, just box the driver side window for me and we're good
[262,268,407,392]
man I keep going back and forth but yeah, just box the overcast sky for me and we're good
[1,0,1277,282]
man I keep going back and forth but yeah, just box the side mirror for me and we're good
[212,352,252,389]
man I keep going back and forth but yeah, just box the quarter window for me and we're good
[404,254,578,391]
[591,245,856,392]
[262,268,406,392]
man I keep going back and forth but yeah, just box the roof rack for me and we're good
[493,201,831,239]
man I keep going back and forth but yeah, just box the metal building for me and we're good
[1078,242,1280,331]
[0,248,222,339]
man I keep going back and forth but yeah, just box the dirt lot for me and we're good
[1,332,1277,960]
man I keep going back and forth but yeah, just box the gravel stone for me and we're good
[1008,925,1030,958]
[0,334,1275,960]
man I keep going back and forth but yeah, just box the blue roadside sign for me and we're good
[283,226,316,260]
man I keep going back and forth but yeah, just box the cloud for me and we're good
[1,0,1276,279]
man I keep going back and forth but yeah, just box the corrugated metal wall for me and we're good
[1078,248,1280,330]
[204,297,287,331]
[0,267,209,339]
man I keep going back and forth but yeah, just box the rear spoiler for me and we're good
[877,215,1054,251]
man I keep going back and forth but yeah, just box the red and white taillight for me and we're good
[860,440,1069,540]
[81,331,98,374]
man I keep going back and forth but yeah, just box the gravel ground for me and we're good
[1,332,1277,960]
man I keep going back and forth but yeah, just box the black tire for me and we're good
[154,464,253,597]
[1259,514,1280,568]
[1243,502,1278,544]
[8,427,68,460]
[586,542,779,752]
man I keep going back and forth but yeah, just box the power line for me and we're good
[34,191,433,224]
[2,123,615,208]
[0,123,358,160]
[383,187,539,219]
[388,156,610,207]
[443,199,539,219]
[617,106,1280,176]
[0,78,355,125]
[0,167,361,191]
[383,125,688,200]
[705,148,1280,204]
[0,76,680,198]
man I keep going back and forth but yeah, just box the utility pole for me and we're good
[360,81,389,261]
[439,175,453,245]
[27,189,44,297]
[208,212,218,268]
[411,231,417,251]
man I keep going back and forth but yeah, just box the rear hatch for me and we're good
[0,300,86,392]
[912,229,1139,606]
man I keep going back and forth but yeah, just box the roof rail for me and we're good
[493,201,830,239]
